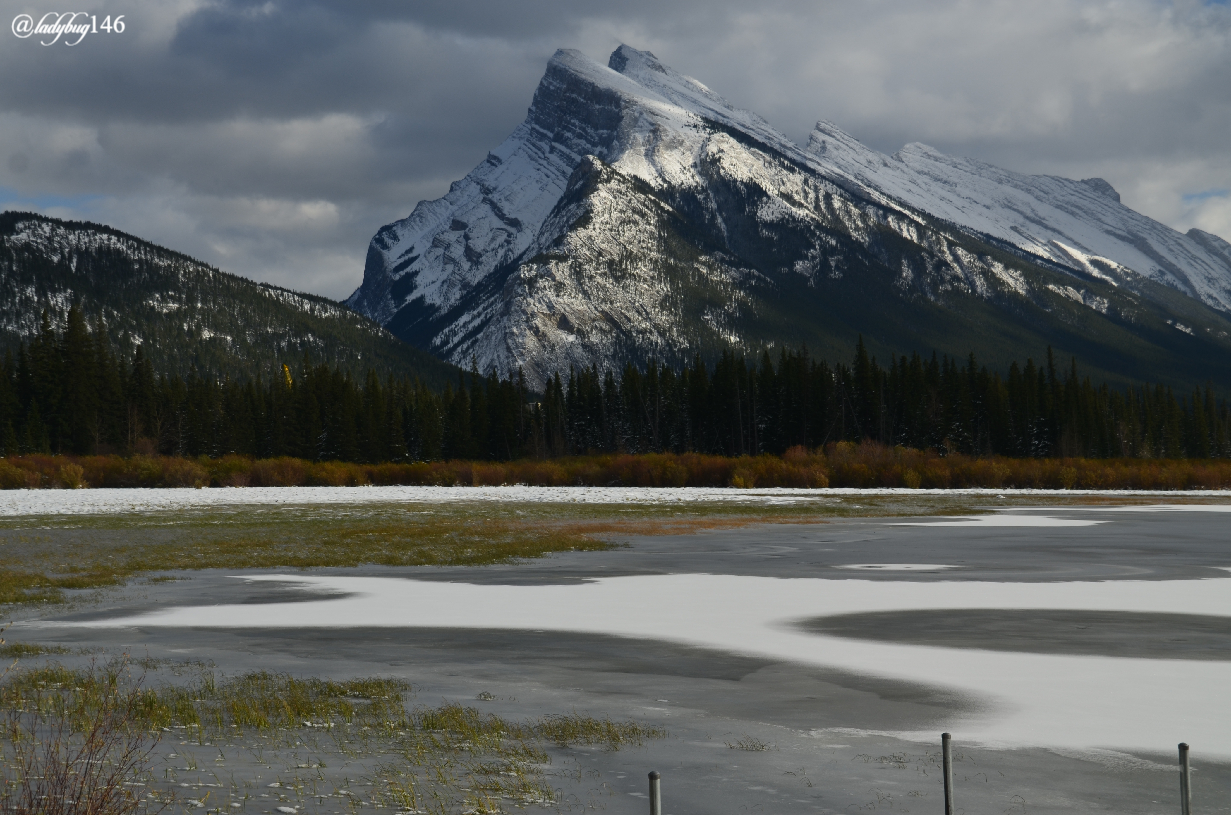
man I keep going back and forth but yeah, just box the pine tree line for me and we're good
[3,305,1230,461]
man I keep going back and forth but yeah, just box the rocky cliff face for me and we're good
[349,45,1231,390]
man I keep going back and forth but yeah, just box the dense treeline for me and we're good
[3,304,1231,462]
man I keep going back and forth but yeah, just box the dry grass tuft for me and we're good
[725,734,773,751]
[0,642,72,658]
[531,711,666,750]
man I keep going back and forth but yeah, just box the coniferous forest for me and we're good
[3,304,1231,467]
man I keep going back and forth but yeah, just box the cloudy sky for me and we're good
[2,0,1229,300]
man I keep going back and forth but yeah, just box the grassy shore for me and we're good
[2,488,1216,608]
[0,495,1001,606]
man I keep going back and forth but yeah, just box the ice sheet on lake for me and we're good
[58,571,1231,758]
[833,564,960,571]
[894,515,1102,527]
[3,486,1231,517]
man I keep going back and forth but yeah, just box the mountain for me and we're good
[805,125,1231,312]
[0,211,459,386]
[348,45,1231,391]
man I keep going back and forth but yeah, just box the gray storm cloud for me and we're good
[1,0,1228,300]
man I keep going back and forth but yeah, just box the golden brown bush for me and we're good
[5,443,1231,491]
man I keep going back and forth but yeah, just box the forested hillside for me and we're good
[0,211,459,386]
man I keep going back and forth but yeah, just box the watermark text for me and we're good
[12,12,125,45]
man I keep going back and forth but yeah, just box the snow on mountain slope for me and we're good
[805,123,1231,310]
[471,156,747,379]
[607,45,805,163]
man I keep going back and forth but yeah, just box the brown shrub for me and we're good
[7,445,1231,492]
[782,445,810,464]
[161,457,208,488]
[56,463,87,489]
[921,463,952,489]
[505,460,566,486]
[307,461,368,487]
[467,464,507,486]
[79,454,161,488]
[832,462,875,488]
[729,466,755,488]
[0,460,35,489]
[248,457,308,487]
[363,462,410,485]
[208,454,254,487]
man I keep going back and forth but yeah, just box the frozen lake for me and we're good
[17,501,1231,812]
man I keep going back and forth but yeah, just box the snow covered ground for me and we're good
[66,568,1231,758]
[4,485,1231,516]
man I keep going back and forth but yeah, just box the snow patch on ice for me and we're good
[833,564,959,571]
[894,515,1102,527]
[1019,504,1231,514]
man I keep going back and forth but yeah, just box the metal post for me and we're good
[942,733,954,815]
[649,770,661,815]
[1179,743,1191,815]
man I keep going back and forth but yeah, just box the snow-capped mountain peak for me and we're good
[348,45,1231,391]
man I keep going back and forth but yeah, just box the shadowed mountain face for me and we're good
[349,45,1231,391]
[0,211,460,386]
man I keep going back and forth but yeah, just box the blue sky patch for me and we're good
[1182,189,1231,205]
[0,187,106,213]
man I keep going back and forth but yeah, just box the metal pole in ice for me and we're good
[1179,743,1191,815]
[942,733,954,815]
[649,770,662,815]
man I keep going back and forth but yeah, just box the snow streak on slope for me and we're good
[805,124,1231,310]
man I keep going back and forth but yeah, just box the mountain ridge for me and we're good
[347,45,1231,391]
